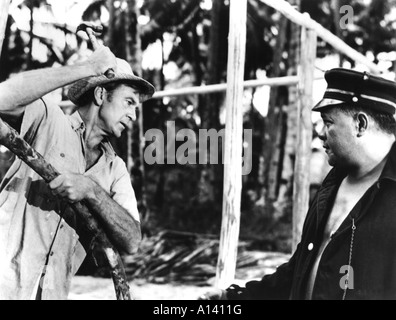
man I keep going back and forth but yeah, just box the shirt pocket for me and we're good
[45,144,81,174]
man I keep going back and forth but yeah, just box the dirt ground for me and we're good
[69,277,214,300]
[69,251,290,300]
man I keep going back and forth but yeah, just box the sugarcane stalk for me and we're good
[0,118,131,300]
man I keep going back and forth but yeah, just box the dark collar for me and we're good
[379,142,396,183]
[315,167,346,231]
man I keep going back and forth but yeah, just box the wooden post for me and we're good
[292,26,317,251]
[216,0,247,289]
[0,0,10,56]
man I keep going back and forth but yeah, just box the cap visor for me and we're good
[312,98,346,112]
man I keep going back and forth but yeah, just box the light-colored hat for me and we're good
[68,58,155,105]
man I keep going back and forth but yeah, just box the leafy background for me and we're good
[1,0,396,273]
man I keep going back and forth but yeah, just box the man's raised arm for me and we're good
[0,46,116,112]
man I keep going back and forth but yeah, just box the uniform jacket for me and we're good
[228,143,396,300]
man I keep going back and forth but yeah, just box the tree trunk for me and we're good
[197,0,225,206]
[124,0,148,220]
[278,0,301,253]
[106,0,115,50]
[266,16,288,200]
[28,2,34,69]
[260,15,288,220]
[152,38,167,214]
[0,0,10,58]
[0,0,10,81]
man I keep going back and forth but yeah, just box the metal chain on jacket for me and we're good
[342,218,356,300]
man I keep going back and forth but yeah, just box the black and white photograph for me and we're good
[1,0,396,303]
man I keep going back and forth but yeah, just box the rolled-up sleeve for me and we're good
[110,158,140,223]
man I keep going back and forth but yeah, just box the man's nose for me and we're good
[318,126,326,141]
[127,109,137,122]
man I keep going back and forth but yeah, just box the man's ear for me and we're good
[356,112,369,137]
[93,87,104,106]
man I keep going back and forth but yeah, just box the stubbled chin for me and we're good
[326,152,336,167]
[113,129,123,138]
[327,159,336,167]
[115,124,125,137]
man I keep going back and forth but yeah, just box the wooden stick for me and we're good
[0,118,131,300]
[215,0,247,289]
[259,0,383,75]
[292,28,317,251]
[0,0,10,56]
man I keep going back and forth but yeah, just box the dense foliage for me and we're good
[1,0,396,253]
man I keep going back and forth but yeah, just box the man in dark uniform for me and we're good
[201,68,396,300]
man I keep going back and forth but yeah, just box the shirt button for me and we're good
[60,153,65,158]
[308,243,314,251]
[60,225,64,229]
[50,252,54,256]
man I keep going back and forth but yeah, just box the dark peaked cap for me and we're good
[313,68,396,115]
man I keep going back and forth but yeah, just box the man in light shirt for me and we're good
[0,46,155,300]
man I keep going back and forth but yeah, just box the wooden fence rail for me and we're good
[59,75,325,109]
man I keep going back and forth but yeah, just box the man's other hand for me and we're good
[49,173,95,203]
[87,46,117,77]
[197,289,228,300]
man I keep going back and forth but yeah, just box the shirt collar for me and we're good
[68,110,86,132]
[67,111,117,161]
[101,138,117,161]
